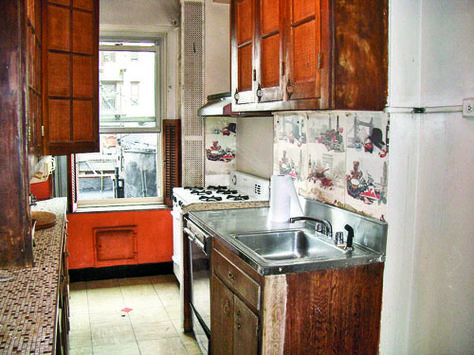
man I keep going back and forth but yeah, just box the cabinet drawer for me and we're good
[213,249,260,311]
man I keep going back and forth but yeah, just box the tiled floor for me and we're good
[68,275,202,355]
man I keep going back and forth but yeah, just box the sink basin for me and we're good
[232,229,344,262]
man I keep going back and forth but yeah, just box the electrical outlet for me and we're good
[462,98,474,117]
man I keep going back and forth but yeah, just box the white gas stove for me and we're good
[171,171,270,283]
[172,171,269,207]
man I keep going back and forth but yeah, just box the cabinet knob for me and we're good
[228,272,235,281]
[236,322,241,330]
[286,79,294,99]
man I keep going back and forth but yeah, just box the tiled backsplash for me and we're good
[204,117,237,185]
[274,111,389,221]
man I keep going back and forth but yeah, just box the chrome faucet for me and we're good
[289,216,333,240]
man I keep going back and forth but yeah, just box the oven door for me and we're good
[188,231,211,354]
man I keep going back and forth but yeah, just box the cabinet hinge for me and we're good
[318,53,322,69]
[41,125,45,137]
[253,69,256,81]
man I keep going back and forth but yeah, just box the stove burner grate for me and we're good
[199,196,223,202]
[217,189,238,195]
[191,190,212,195]
[207,185,228,190]
[227,194,250,201]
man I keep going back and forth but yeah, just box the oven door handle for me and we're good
[184,227,206,251]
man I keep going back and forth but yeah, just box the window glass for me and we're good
[99,50,156,129]
[76,38,162,206]
[77,133,159,201]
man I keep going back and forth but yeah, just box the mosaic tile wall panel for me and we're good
[274,111,389,220]
[204,117,237,177]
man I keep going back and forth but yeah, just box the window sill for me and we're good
[73,203,171,213]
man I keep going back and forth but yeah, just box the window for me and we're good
[75,38,164,207]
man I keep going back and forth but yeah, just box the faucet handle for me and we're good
[315,222,324,234]
[335,231,344,246]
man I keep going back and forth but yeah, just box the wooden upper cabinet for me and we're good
[42,0,99,155]
[231,0,388,112]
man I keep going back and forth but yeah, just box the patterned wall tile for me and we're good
[302,112,346,205]
[204,117,237,176]
[273,112,308,187]
[344,112,389,220]
[273,111,390,221]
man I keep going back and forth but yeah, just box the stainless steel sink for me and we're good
[232,229,344,262]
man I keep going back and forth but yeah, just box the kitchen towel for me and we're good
[269,175,303,222]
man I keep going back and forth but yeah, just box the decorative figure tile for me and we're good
[301,112,346,204]
[273,112,308,186]
[204,117,237,176]
[344,112,389,220]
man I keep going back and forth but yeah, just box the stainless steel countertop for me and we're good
[186,207,385,276]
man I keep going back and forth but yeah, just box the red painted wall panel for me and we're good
[67,209,172,269]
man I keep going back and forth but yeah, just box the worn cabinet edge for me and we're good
[261,274,287,354]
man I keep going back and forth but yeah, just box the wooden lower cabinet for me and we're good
[211,275,259,355]
[211,238,384,354]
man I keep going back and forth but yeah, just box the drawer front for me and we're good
[213,249,260,311]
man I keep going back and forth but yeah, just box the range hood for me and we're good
[198,92,232,117]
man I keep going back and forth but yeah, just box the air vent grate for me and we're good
[181,1,205,186]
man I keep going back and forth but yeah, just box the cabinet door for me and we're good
[211,275,234,355]
[231,0,255,105]
[286,0,329,105]
[42,0,99,155]
[255,0,283,103]
[25,0,43,159]
[233,296,259,354]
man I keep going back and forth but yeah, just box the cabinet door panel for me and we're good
[73,100,94,141]
[211,276,234,355]
[288,0,321,101]
[261,0,279,33]
[48,100,71,141]
[238,45,253,93]
[73,0,94,11]
[236,0,253,44]
[47,52,70,97]
[257,0,282,102]
[291,0,315,23]
[73,11,93,54]
[260,35,279,88]
[232,0,255,104]
[72,56,93,98]
[233,296,259,354]
[47,4,70,51]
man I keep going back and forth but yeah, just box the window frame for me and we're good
[75,35,166,208]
